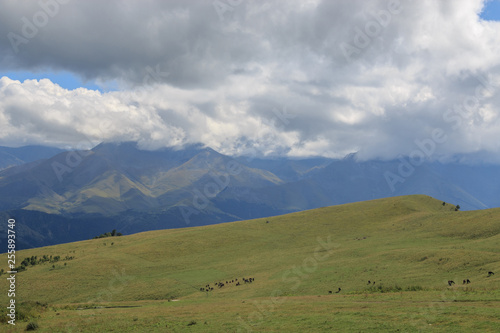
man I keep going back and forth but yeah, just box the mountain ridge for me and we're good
[1,143,500,249]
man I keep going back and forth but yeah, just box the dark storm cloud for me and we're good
[0,0,267,88]
[0,0,500,160]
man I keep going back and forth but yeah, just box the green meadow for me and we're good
[1,195,499,332]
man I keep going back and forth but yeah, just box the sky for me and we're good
[0,0,500,162]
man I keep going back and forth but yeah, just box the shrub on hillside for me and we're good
[93,230,123,239]
[25,321,39,331]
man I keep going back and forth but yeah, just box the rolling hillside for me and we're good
[1,195,499,332]
[2,142,500,250]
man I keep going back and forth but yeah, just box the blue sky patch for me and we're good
[480,0,500,21]
[2,70,104,92]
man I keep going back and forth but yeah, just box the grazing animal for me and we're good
[466,279,471,284]
[328,291,332,294]
[367,281,371,285]
[463,280,466,285]
[487,271,495,277]
[335,288,341,293]
[448,280,455,286]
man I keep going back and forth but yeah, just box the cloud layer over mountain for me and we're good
[1,0,500,161]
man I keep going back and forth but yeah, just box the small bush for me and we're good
[26,321,39,331]
[366,284,423,293]
[406,285,423,291]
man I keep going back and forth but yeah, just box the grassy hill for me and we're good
[1,195,499,332]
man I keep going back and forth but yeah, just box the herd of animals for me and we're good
[200,277,255,292]
[337,271,495,293]
[199,272,495,294]
[448,271,495,287]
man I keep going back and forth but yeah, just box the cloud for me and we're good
[0,0,500,161]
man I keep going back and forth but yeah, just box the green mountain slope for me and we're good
[0,143,285,216]
[1,195,499,332]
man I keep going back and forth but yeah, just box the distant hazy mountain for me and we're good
[0,145,64,170]
[214,154,492,214]
[0,142,286,215]
[1,142,499,249]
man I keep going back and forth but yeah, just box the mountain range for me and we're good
[0,145,64,171]
[0,142,499,249]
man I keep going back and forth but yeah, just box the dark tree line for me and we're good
[94,229,122,239]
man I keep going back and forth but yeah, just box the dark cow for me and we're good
[448,280,455,286]
[466,279,471,284]
[335,288,341,293]
[328,291,332,294]
[487,271,495,277]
